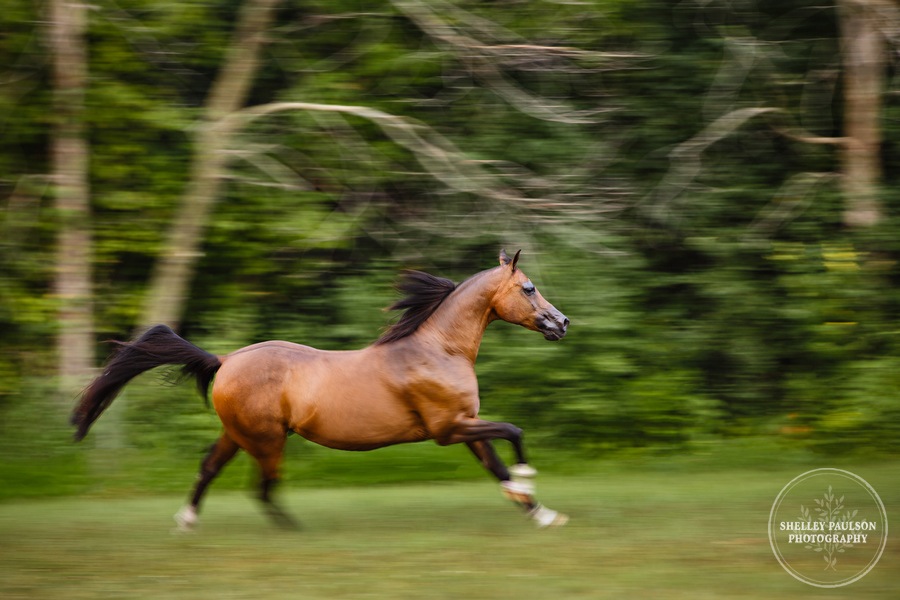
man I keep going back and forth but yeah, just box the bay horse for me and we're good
[71,250,569,529]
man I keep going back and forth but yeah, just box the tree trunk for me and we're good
[139,0,282,330]
[838,0,885,228]
[50,0,94,395]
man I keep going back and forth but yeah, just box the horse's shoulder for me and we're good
[379,344,477,397]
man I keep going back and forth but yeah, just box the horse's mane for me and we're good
[375,270,458,345]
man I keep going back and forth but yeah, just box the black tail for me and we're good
[71,324,222,442]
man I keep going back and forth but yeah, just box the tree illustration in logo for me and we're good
[799,486,858,571]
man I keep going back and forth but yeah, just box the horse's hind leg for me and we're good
[175,432,240,531]
[259,469,297,529]
[245,435,298,529]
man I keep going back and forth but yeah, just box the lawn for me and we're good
[1,459,898,599]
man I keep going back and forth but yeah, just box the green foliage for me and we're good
[2,0,900,501]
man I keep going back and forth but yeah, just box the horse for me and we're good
[71,249,570,529]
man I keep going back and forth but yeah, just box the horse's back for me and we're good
[227,339,320,358]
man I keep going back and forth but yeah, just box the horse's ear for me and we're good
[499,248,522,271]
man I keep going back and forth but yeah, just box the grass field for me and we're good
[1,459,897,599]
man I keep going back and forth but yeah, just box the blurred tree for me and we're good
[615,0,900,440]
[837,0,890,227]
[49,0,95,395]
[139,0,283,330]
[139,0,637,330]
[653,0,896,229]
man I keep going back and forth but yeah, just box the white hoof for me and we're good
[530,504,569,528]
[509,463,538,478]
[173,505,198,532]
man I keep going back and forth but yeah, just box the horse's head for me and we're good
[491,249,569,341]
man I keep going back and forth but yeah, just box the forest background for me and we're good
[2,0,900,498]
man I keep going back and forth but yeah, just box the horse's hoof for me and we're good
[263,502,301,530]
[173,506,198,533]
[530,504,568,528]
[509,463,538,478]
[544,512,569,528]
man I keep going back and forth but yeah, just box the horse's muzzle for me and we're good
[538,311,569,341]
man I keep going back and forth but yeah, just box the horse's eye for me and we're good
[523,282,536,296]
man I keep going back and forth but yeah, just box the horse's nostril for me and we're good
[562,318,570,329]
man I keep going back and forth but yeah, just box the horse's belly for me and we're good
[293,407,430,451]
[289,386,430,451]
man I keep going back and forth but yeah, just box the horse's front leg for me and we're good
[442,418,568,527]
[466,440,532,504]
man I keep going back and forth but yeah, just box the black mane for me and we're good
[375,270,457,345]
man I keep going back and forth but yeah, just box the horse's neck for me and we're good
[417,268,500,363]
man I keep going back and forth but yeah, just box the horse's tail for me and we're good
[71,324,222,442]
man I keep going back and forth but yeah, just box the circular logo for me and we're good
[768,468,888,587]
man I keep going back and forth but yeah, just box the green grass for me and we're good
[1,461,897,599]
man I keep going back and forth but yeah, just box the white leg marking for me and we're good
[509,463,538,478]
[508,463,537,496]
[173,505,198,532]
[501,480,534,502]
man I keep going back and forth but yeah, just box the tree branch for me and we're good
[390,0,628,124]
[223,100,622,233]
